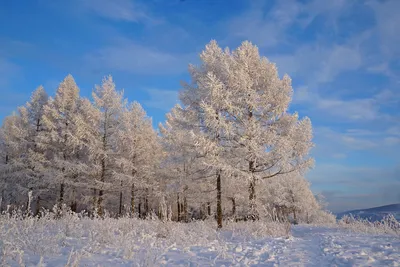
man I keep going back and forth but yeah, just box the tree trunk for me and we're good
[0,190,3,213]
[177,194,181,221]
[248,160,259,220]
[167,204,172,221]
[247,108,259,221]
[119,181,123,217]
[70,201,77,213]
[130,183,135,217]
[180,202,184,221]
[59,183,65,205]
[138,199,142,219]
[97,155,106,217]
[183,196,187,222]
[97,188,104,217]
[216,169,222,229]
[98,115,108,218]
[199,204,204,219]
[145,189,149,218]
[207,202,211,216]
[70,188,77,213]
[231,197,236,218]
[92,188,97,215]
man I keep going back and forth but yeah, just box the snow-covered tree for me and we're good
[91,75,126,216]
[74,97,102,212]
[25,86,48,133]
[222,41,314,219]
[117,101,161,217]
[177,41,241,228]
[159,105,209,221]
[39,75,82,209]
[19,86,48,213]
[0,40,319,224]
[262,174,319,223]
[0,113,28,207]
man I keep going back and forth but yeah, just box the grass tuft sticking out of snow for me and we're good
[337,213,400,236]
[0,206,292,266]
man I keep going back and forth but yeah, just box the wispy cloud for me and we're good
[293,87,384,122]
[368,0,400,58]
[387,126,400,136]
[0,57,20,87]
[83,38,194,75]
[75,0,159,24]
[313,127,378,154]
[309,163,400,212]
[142,88,179,111]
[271,37,364,86]
[225,0,350,49]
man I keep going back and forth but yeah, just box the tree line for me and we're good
[0,41,332,228]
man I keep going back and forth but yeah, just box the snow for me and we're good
[2,221,399,267]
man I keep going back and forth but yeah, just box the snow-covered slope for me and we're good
[336,203,400,221]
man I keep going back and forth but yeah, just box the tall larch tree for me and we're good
[74,97,102,212]
[39,75,82,208]
[0,113,28,207]
[227,41,314,219]
[91,75,126,216]
[160,105,198,221]
[19,86,48,213]
[117,102,162,217]
[178,41,238,228]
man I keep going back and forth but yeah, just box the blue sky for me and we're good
[0,0,399,212]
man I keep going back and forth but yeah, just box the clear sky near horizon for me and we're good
[0,0,399,212]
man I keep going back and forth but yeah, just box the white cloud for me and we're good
[226,0,350,49]
[0,58,20,87]
[78,0,158,24]
[313,126,379,154]
[308,163,400,212]
[332,153,347,159]
[383,137,400,146]
[387,126,400,136]
[311,125,400,163]
[143,88,179,111]
[84,39,194,75]
[271,41,363,86]
[341,136,377,150]
[345,129,378,137]
[369,0,400,58]
[293,86,380,122]
[227,0,301,48]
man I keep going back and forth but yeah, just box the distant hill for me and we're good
[336,203,400,222]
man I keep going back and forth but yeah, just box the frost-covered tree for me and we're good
[225,41,314,219]
[0,41,320,222]
[74,97,102,212]
[19,86,48,213]
[159,105,210,221]
[168,40,314,226]
[91,75,126,216]
[39,75,82,209]
[177,41,240,228]
[262,174,319,223]
[117,101,161,217]
[0,113,28,207]
[25,86,48,133]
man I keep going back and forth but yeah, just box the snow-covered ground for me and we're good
[1,216,399,267]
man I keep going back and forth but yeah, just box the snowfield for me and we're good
[1,215,399,267]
